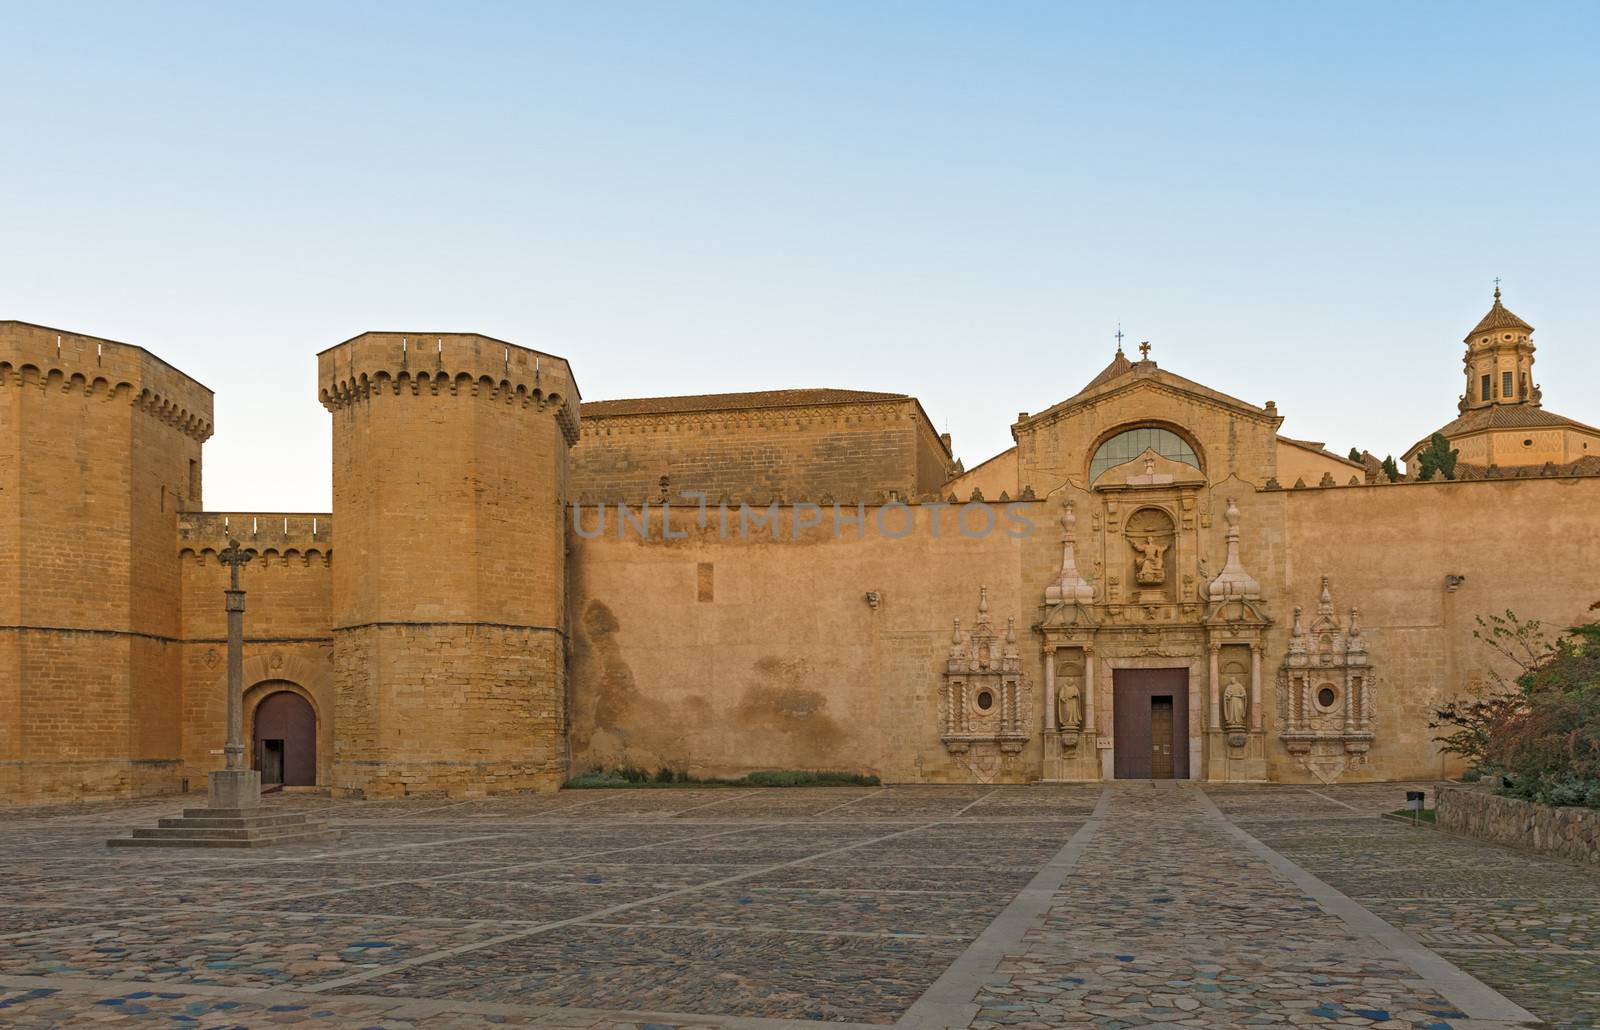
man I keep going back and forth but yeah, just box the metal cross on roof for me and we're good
[1114,324,1124,349]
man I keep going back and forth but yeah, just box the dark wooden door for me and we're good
[1150,698,1174,778]
[253,690,317,786]
[1112,669,1190,779]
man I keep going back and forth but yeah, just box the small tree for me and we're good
[1430,610,1553,771]
[1381,455,1400,482]
[1416,433,1459,481]
[1434,606,1600,805]
[1347,447,1363,462]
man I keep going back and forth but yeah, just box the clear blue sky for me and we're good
[3,1,1597,511]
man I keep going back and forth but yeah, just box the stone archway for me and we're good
[251,687,317,786]
[233,652,334,787]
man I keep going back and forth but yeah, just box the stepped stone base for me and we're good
[106,808,342,849]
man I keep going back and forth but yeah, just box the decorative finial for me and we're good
[1047,498,1095,604]
[1138,341,1151,359]
[1114,323,1125,353]
[1493,276,1502,300]
[1206,498,1261,601]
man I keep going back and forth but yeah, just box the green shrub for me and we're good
[744,770,880,787]
[564,767,880,789]
[1438,606,1600,808]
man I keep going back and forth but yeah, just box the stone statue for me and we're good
[1222,677,1248,730]
[1057,676,1083,732]
[1133,534,1168,586]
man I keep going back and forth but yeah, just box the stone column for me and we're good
[1208,644,1222,730]
[1043,646,1057,732]
[1250,646,1263,732]
[224,586,245,771]
[1083,648,1096,737]
[209,540,259,810]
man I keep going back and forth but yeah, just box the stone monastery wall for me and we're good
[3,308,1599,803]
[1276,477,1600,781]
[567,476,1600,786]
[569,502,1026,783]
[176,512,334,790]
[571,395,951,504]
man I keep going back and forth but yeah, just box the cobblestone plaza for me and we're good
[0,784,1593,1028]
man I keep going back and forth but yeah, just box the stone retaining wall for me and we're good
[1436,784,1600,866]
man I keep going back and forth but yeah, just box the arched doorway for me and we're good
[252,690,317,787]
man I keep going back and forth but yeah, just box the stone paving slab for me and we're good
[961,786,1531,1030]
[0,782,1590,1027]
[0,909,502,989]
[332,923,960,1022]
[1250,798,1600,1030]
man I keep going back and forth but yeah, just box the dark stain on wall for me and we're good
[734,657,846,754]
[580,599,638,735]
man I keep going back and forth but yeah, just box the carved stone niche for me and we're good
[942,587,1030,758]
[1219,644,1251,748]
[1053,648,1086,741]
[1277,576,1375,783]
[1125,506,1177,604]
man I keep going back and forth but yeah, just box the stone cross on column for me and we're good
[210,540,260,809]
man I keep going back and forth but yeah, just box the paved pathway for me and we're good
[0,783,1590,1028]
[951,785,1536,1029]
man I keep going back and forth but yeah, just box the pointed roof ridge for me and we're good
[1083,345,1134,391]
[1465,285,1534,341]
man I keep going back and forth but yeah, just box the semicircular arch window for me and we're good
[1089,426,1200,480]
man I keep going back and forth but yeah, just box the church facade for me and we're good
[3,291,1598,802]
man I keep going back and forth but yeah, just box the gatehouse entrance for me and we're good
[1112,669,1189,779]
[251,690,317,787]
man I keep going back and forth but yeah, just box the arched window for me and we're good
[1089,426,1200,480]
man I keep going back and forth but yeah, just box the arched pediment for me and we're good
[1092,448,1208,491]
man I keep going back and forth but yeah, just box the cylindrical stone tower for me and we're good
[318,332,580,797]
[0,321,213,802]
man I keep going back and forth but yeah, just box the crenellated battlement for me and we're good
[0,321,214,442]
[178,512,332,567]
[317,331,581,446]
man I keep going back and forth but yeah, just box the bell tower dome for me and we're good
[1460,284,1538,412]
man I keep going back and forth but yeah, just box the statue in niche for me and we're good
[1133,534,1168,586]
[1057,676,1083,733]
[1222,677,1248,730]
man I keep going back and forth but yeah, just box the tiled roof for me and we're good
[1465,288,1534,341]
[581,388,907,418]
[1406,404,1600,459]
[1083,348,1134,391]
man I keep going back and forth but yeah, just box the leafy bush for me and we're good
[1493,689,1600,805]
[1435,605,1600,807]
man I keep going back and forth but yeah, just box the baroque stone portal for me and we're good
[941,587,1030,781]
[1277,576,1376,783]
